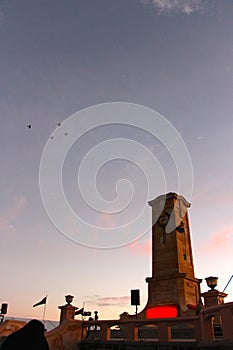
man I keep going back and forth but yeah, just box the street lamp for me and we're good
[65,295,74,305]
[205,276,218,290]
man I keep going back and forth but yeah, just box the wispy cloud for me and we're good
[141,0,208,15]
[96,296,130,307]
[0,217,15,236]
[8,195,27,220]
[199,226,233,255]
[0,195,27,235]
[129,238,151,256]
[95,212,117,229]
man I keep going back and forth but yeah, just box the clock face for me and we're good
[157,212,170,227]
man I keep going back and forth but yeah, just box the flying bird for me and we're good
[64,132,68,136]
[27,124,31,129]
[57,122,61,126]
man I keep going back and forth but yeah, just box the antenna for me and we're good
[222,275,233,293]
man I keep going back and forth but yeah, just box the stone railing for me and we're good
[83,301,233,344]
[46,319,84,350]
[84,316,200,343]
[0,302,232,349]
[199,301,233,343]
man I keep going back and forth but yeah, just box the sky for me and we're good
[0,0,233,322]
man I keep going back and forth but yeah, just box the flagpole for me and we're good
[42,294,47,324]
[81,302,85,342]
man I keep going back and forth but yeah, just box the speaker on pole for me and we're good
[1,304,8,315]
[131,289,140,306]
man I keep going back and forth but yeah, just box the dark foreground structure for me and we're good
[1,194,233,350]
[78,341,233,350]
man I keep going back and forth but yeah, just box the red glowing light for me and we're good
[187,304,196,310]
[146,305,178,318]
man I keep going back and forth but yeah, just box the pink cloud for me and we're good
[0,217,15,236]
[9,195,27,218]
[95,212,117,229]
[128,238,151,256]
[97,296,129,307]
[199,226,233,255]
[0,195,27,235]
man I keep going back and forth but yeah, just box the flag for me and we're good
[33,296,47,307]
[83,311,91,316]
[75,308,84,315]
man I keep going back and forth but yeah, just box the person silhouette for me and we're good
[1,319,49,350]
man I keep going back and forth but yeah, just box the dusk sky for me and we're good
[1,0,233,322]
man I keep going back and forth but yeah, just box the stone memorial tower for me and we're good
[144,192,202,317]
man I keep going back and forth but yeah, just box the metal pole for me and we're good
[222,275,233,293]
[81,302,85,342]
[42,295,47,324]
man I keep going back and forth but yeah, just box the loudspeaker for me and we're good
[1,303,8,315]
[131,289,140,305]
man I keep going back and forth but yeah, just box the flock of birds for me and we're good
[27,122,68,139]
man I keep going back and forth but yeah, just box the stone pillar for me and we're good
[192,319,201,342]
[201,290,227,308]
[201,289,228,325]
[157,321,171,342]
[220,307,233,341]
[99,324,110,341]
[126,324,138,341]
[201,317,215,342]
[58,295,78,324]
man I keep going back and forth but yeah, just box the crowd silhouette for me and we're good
[1,319,49,350]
